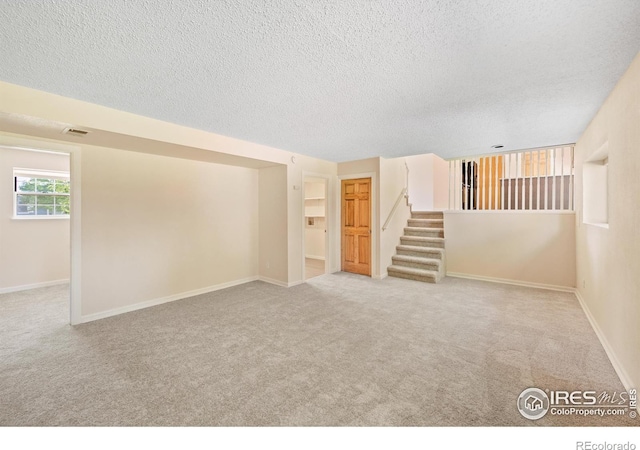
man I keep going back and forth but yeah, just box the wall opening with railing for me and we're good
[448,145,575,211]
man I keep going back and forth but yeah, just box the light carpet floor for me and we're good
[0,273,634,426]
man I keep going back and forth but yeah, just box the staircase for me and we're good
[387,211,445,283]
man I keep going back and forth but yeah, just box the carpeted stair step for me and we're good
[391,255,441,271]
[411,211,444,220]
[396,245,444,259]
[407,218,444,229]
[400,236,445,248]
[387,265,439,283]
[389,210,446,284]
[404,227,444,238]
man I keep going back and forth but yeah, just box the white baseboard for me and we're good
[446,272,575,293]
[259,276,305,288]
[259,276,306,288]
[79,276,259,324]
[574,289,634,392]
[0,279,69,294]
[305,255,325,261]
[374,272,388,280]
[258,275,288,287]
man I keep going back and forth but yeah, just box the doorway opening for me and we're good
[304,176,327,280]
[0,145,72,325]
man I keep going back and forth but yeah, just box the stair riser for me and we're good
[407,220,444,229]
[404,228,444,238]
[397,248,443,259]
[400,238,445,248]
[390,210,446,284]
[392,259,440,271]
[388,270,437,283]
[411,213,444,220]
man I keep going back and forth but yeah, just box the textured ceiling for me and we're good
[1,1,639,162]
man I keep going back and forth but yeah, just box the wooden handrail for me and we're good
[382,187,408,231]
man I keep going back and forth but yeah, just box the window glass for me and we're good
[14,170,70,218]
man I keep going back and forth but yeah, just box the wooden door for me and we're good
[341,178,371,276]
[478,155,504,209]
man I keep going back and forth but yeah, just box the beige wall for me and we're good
[380,157,411,277]
[0,81,341,297]
[444,212,576,289]
[406,154,434,210]
[574,51,640,389]
[0,147,70,291]
[80,146,259,318]
[337,157,379,177]
[259,165,288,285]
[405,153,449,211]
[304,219,325,259]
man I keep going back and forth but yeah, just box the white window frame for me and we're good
[13,168,71,220]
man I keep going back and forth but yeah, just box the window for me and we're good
[13,169,70,218]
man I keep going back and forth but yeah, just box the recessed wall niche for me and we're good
[583,141,609,228]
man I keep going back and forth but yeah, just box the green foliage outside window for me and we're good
[15,175,70,216]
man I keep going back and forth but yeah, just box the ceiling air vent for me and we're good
[62,127,90,137]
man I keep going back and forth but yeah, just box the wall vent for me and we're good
[62,127,90,137]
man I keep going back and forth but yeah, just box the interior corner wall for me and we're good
[444,211,576,289]
[0,147,70,291]
[574,51,640,389]
[406,154,434,211]
[80,145,259,319]
[405,153,449,211]
[259,165,288,285]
